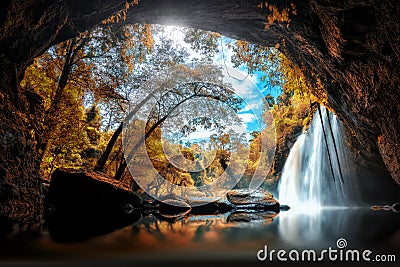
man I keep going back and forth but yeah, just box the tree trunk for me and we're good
[95,123,123,172]
[38,39,77,161]
[114,93,197,181]
[95,89,157,172]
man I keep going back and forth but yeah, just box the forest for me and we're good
[20,22,314,195]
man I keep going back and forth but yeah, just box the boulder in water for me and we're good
[226,189,280,212]
[45,169,142,242]
[227,189,274,204]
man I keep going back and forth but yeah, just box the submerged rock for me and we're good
[226,189,280,212]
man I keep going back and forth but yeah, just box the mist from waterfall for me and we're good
[278,106,357,208]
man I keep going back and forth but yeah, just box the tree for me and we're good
[21,23,161,177]
[183,28,220,58]
[117,78,243,181]
[94,30,190,172]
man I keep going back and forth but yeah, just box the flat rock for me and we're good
[226,189,273,204]
[226,189,280,213]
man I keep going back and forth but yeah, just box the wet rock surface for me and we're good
[189,201,234,215]
[155,198,192,221]
[226,189,280,212]
[227,189,274,204]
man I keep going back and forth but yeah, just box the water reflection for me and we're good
[278,208,400,250]
[128,211,278,248]
[96,208,399,254]
[0,208,398,262]
[279,207,323,246]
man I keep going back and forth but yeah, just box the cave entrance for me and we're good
[26,23,289,200]
[1,0,399,231]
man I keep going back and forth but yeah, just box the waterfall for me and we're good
[278,106,356,208]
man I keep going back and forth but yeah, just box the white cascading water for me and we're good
[278,106,356,208]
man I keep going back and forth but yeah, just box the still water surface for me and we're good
[0,208,398,264]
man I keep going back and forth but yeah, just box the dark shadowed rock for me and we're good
[189,200,234,215]
[44,169,141,242]
[152,195,193,220]
[280,205,291,211]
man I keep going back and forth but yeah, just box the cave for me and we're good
[0,0,399,229]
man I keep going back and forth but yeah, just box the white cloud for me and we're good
[238,112,257,123]
[240,101,263,113]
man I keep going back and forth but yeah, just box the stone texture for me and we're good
[155,198,192,220]
[227,189,280,212]
[227,189,274,205]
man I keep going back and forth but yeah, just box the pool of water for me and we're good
[0,207,398,266]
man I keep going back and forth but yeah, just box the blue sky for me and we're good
[211,36,282,134]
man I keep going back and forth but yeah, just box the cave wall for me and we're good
[65,0,399,185]
[0,0,69,230]
[283,0,400,186]
[0,0,399,228]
